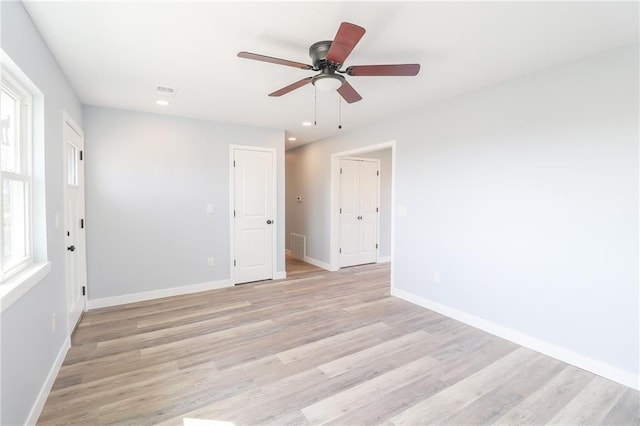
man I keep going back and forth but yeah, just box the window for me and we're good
[1,72,32,280]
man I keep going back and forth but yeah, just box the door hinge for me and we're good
[376,207,379,213]
[80,218,84,229]
[339,248,342,253]
[82,286,86,296]
[376,243,379,249]
[233,160,236,167]
[234,259,237,267]
[339,208,342,214]
[233,210,236,217]
[80,151,84,161]
[377,170,379,176]
[340,168,342,174]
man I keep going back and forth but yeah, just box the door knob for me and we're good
[67,245,75,252]
[266,219,273,224]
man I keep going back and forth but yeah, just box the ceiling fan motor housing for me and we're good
[309,40,336,70]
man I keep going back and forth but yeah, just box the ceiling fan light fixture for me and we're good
[312,74,345,92]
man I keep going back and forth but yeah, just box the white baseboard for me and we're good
[391,287,640,391]
[87,279,232,310]
[26,336,70,425]
[377,256,391,263]
[304,255,331,271]
[273,271,287,280]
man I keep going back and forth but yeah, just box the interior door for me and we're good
[233,148,275,284]
[339,159,361,267]
[63,119,87,331]
[339,158,379,267]
[359,160,379,264]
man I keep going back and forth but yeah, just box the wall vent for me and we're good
[290,233,306,260]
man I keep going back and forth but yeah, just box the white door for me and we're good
[358,160,379,264]
[339,159,361,267]
[339,158,379,267]
[233,147,275,284]
[63,118,87,331]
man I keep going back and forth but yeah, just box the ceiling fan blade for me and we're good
[269,77,313,97]
[326,22,366,65]
[345,64,421,76]
[238,52,312,70]
[337,81,362,104]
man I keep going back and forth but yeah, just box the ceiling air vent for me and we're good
[155,86,177,106]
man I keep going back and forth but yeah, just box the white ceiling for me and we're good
[23,1,638,149]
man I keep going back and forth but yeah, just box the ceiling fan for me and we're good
[238,22,420,104]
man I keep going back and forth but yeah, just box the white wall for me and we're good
[284,46,639,386]
[83,106,285,302]
[0,2,83,424]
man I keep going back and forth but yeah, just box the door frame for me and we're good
[229,145,278,285]
[330,140,396,272]
[62,111,87,331]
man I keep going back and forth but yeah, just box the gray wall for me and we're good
[83,106,285,300]
[284,46,639,380]
[0,2,83,424]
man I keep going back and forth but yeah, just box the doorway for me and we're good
[330,141,395,272]
[63,113,87,331]
[230,145,277,284]
[329,141,396,272]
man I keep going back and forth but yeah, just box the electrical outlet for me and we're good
[206,204,214,215]
[207,257,215,267]
[433,272,441,284]
[52,313,56,333]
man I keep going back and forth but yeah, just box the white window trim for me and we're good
[0,50,49,312]
[0,261,50,313]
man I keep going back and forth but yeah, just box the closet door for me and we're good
[339,159,361,267]
[358,160,379,264]
[339,158,379,267]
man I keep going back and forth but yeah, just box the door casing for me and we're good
[63,112,87,332]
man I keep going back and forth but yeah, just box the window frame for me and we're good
[1,70,34,282]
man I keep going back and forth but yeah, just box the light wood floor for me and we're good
[39,262,638,425]
[285,253,322,276]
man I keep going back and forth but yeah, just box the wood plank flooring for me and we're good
[285,253,322,276]
[39,262,639,425]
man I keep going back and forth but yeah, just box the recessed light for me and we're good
[288,137,297,141]
[302,121,312,126]
[156,100,170,106]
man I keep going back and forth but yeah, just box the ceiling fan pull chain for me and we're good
[338,95,342,129]
[314,85,317,126]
